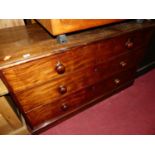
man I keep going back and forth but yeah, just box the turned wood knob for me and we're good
[125,39,134,49]
[120,61,127,67]
[55,61,65,74]
[58,85,67,94]
[61,103,68,111]
[114,78,120,85]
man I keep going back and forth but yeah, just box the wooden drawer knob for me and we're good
[120,61,127,67]
[114,78,120,85]
[125,39,134,49]
[61,103,68,111]
[55,61,65,74]
[58,85,67,94]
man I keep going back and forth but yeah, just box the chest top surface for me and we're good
[0,20,155,69]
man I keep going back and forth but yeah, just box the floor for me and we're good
[41,69,155,135]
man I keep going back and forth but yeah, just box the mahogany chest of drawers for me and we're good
[0,20,155,133]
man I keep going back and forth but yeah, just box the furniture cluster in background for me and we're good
[0,19,29,134]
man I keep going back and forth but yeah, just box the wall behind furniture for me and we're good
[0,19,24,29]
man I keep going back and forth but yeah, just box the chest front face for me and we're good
[1,21,154,132]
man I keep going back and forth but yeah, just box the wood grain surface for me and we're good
[36,19,125,35]
[0,21,154,70]
[0,20,155,132]
[14,49,144,112]
[1,30,146,93]
[26,68,135,128]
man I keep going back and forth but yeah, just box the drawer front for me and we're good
[16,66,100,112]
[2,30,143,93]
[1,46,95,92]
[26,69,135,128]
[15,49,141,112]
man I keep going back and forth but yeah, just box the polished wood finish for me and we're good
[0,21,154,70]
[1,30,147,93]
[137,28,155,75]
[14,49,144,112]
[0,20,155,132]
[26,69,135,128]
[36,19,125,35]
[55,61,66,74]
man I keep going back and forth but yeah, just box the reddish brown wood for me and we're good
[26,69,135,128]
[1,30,147,93]
[12,48,144,113]
[0,21,154,70]
[0,20,154,132]
[32,81,133,134]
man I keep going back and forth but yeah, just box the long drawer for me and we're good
[2,30,144,93]
[26,69,135,129]
[14,49,144,112]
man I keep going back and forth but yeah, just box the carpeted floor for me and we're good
[40,69,155,135]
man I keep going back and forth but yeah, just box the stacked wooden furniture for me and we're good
[0,19,25,29]
[0,20,155,133]
[0,19,29,135]
[36,19,125,35]
[0,79,29,134]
